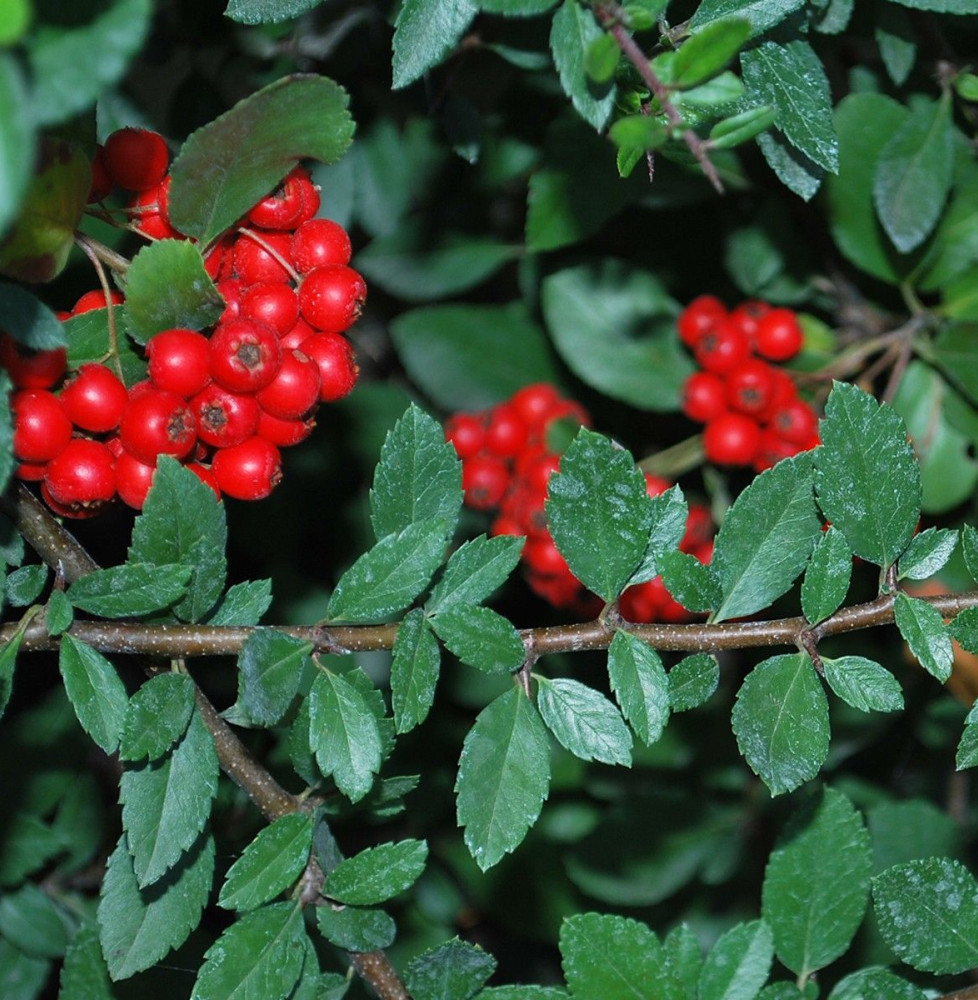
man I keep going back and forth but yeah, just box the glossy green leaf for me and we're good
[950,606,978,654]
[663,924,702,999]
[120,707,219,887]
[731,654,829,796]
[668,654,719,712]
[964,524,978,583]
[956,722,978,769]
[762,788,872,978]
[427,534,524,612]
[815,382,920,568]
[219,813,314,912]
[659,550,721,614]
[224,0,322,23]
[801,525,851,625]
[584,33,620,83]
[66,563,190,618]
[607,631,670,745]
[58,918,112,1000]
[456,687,551,870]
[61,308,145,387]
[709,105,777,150]
[829,967,927,1000]
[0,882,69,958]
[536,677,632,765]
[690,0,805,36]
[5,564,47,606]
[673,18,750,88]
[228,629,312,726]
[391,608,441,733]
[391,0,478,89]
[205,580,273,626]
[119,672,196,762]
[894,592,953,682]
[898,527,958,580]
[822,656,904,713]
[44,590,73,636]
[315,904,396,952]
[169,75,354,244]
[698,920,773,1000]
[628,485,688,586]
[59,635,129,755]
[873,857,978,973]
[550,0,616,130]
[123,241,223,345]
[432,603,525,674]
[325,839,428,905]
[405,938,497,1000]
[0,56,33,240]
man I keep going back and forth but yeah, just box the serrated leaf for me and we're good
[61,307,145,386]
[801,525,851,625]
[229,629,311,726]
[315,904,396,952]
[391,608,441,733]
[58,635,129,755]
[629,485,689,586]
[123,241,223,345]
[814,382,920,568]
[432,603,525,674]
[427,534,524,612]
[673,18,750,89]
[6,563,47,606]
[325,840,428,905]
[893,592,953,682]
[456,687,551,870]
[169,75,354,244]
[129,457,227,623]
[668,654,719,712]
[898,527,958,580]
[874,96,953,253]
[98,831,214,981]
[873,857,978,974]
[44,590,73,636]
[664,923,702,999]
[829,967,927,1000]
[327,518,448,623]
[659,549,721,613]
[119,672,196,761]
[546,429,652,602]
[690,0,805,37]
[224,0,321,23]
[950,606,978,653]
[391,0,478,89]
[308,669,382,803]
[709,105,777,150]
[65,563,190,618]
[731,654,829,796]
[190,902,306,1000]
[550,0,616,130]
[370,404,462,540]
[206,579,273,626]
[120,707,219,887]
[762,788,872,978]
[58,918,112,1000]
[699,920,773,1000]
[607,631,670,745]
[822,656,904,713]
[406,938,497,1000]
[713,453,821,622]
[219,813,314,912]
[536,677,632,765]
[479,989,569,1000]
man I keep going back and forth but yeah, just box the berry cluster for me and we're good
[679,297,819,471]
[445,385,715,623]
[6,128,365,516]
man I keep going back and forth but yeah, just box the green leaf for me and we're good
[390,303,559,411]
[0,813,67,888]
[370,404,462,540]
[698,920,774,1000]
[66,563,190,618]
[0,283,66,351]
[479,989,569,1000]
[664,923,702,999]
[229,629,312,726]
[629,485,688,586]
[536,677,633,765]
[560,912,680,1000]
[168,75,354,244]
[956,722,978,769]
[876,5,916,85]
[58,918,112,1000]
[427,534,524,612]
[898,527,958,580]
[44,590,73,636]
[456,687,551,870]
[829,968,927,1000]
[61,308,145,386]
[405,938,497,1000]
[709,105,777,150]
[391,608,441,733]
[731,654,829,796]
[0,882,69,958]
[325,839,428,905]
[690,0,805,37]
[308,669,383,802]
[0,623,24,721]
[120,706,219,887]
[668,654,719,712]
[869,798,964,871]
[315,904,396,952]
[5,563,47,606]
[224,0,321,22]
[0,57,33,240]
[873,857,978,974]
[479,0,558,11]
[607,631,670,745]
[541,261,691,411]
[432,603,526,673]
[550,0,616,130]
[119,672,196,761]
[814,382,920,568]
[59,635,129,755]
[741,40,838,173]
[673,19,750,89]
[801,525,851,625]
[950,606,978,653]
[190,902,306,1000]
[608,115,669,151]
[964,524,978,583]
[584,34,620,83]
[206,579,273,626]
[98,831,215,980]
[123,241,223,346]
[893,592,953,682]
[546,429,652,601]
[0,944,47,1000]
[327,519,448,623]
[874,96,953,253]
[762,788,872,978]
[26,0,151,127]
[822,656,904,714]
[129,457,227,623]
[658,550,720,613]
[219,813,314,912]
[391,0,478,89]
[712,453,821,622]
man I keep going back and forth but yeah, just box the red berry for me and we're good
[520,450,562,497]
[753,428,801,473]
[72,289,124,315]
[190,384,260,449]
[59,363,128,433]
[770,398,819,446]
[755,308,803,362]
[510,383,562,432]
[102,128,169,192]
[257,409,316,447]
[523,533,571,578]
[681,504,713,551]
[255,349,321,420]
[119,388,197,465]
[147,328,211,398]
[462,454,509,510]
[208,318,282,394]
[216,278,246,324]
[725,359,776,417]
[239,282,300,336]
[298,265,366,334]
[729,300,771,346]
[115,450,157,509]
[17,461,48,482]
[129,179,178,239]
[186,463,222,500]
[620,579,662,623]
[0,335,66,389]
[485,403,528,458]
[44,439,116,506]
[444,413,486,459]
[280,318,317,352]
[290,219,352,273]
[299,332,358,402]
[232,231,294,285]
[203,237,233,281]
[247,167,310,230]
[703,412,761,466]
[693,321,750,375]
[88,145,113,203]
[212,436,282,500]
[644,473,673,497]
[681,371,727,423]
[12,390,73,462]
[678,295,726,348]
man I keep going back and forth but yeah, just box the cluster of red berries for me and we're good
[445,385,714,622]
[6,128,365,516]
[679,297,819,471]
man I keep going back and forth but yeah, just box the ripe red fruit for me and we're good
[462,454,509,510]
[678,295,726,348]
[770,398,819,446]
[681,371,727,423]
[146,328,211,398]
[299,332,359,402]
[247,168,309,230]
[216,278,245,324]
[510,383,562,431]
[257,409,316,447]
[523,532,571,578]
[729,300,771,346]
[643,473,673,498]
[755,308,803,362]
[72,289,124,315]
[130,180,179,240]
[693,321,750,375]
[255,350,322,420]
[212,436,282,500]
[208,318,283,394]
[88,145,112,203]
[444,413,486,459]
[753,428,801,472]
[232,231,294,285]
[725,359,776,417]
[703,412,761,466]
[115,450,157,509]
[186,463,222,500]
[102,128,169,192]
[190,384,260,449]
[239,283,300,336]
[0,336,66,389]
[119,389,197,464]
[485,403,528,458]
[298,266,366,334]
[59,363,129,433]
[290,219,352,273]
[12,390,73,462]
[44,439,116,507]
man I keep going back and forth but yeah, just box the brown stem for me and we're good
[349,952,410,1000]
